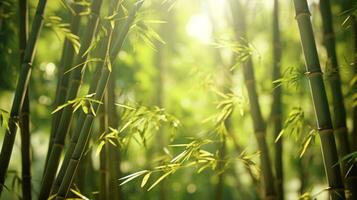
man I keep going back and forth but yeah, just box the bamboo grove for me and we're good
[0,0,357,199]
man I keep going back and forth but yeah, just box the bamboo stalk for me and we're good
[271,0,283,199]
[50,58,103,195]
[19,0,31,198]
[45,3,82,169]
[0,0,48,195]
[215,136,226,200]
[351,15,357,152]
[228,1,276,199]
[55,2,144,198]
[51,0,123,192]
[107,72,122,200]
[39,1,104,198]
[293,0,345,199]
[319,0,357,198]
[99,92,109,200]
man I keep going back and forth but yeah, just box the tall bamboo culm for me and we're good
[99,92,109,200]
[51,0,123,194]
[350,11,357,152]
[228,0,276,199]
[18,0,31,199]
[39,1,104,198]
[0,0,48,196]
[293,0,345,199]
[319,0,357,199]
[55,2,145,198]
[108,70,123,199]
[271,0,283,200]
[45,3,82,168]
[51,61,103,195]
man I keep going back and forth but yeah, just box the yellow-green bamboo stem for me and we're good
[319,0,357,198]
[271,0,283,199]
[0,0,48,195]
[229,0,276,199]
[293,0,345,199]
[55,2,144,198]
[19,0,31,198]
[39,1,104,198]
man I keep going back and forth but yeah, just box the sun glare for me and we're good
[186,14,212,43]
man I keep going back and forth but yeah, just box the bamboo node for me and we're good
[53,143,65,148]
[334,126,348,133]
[295,12,310,20]
[304,70,322,78]
[317,127,333,134]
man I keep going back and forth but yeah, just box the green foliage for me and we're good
[340,2,357,29]
[119,137,261,190]
[0,108,9,130]
[59,0,91,16]
[44,16,81,53]
[130,14,166,50]
[51,93,102,115]
[214,38,257,70]
[116,102,180,146]
[275,107,317,158]
[273,66,305,89]
[203,88,244,138]
[338,151,357,177]
[237,150,261,180]
[0,0,18,90]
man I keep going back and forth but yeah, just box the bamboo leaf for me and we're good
[96,141,105,156]
[70,188,89,200]
[147,171,172,191]
[119,170,149,186]
[141,172,151,187]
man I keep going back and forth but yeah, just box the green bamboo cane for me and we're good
[340,0,357,154]
[50,1,123,193]
[293,0,345,199]
[351,15,357,152]
[271,0,283,199]
[50,56,103,195]
[18,0,31,198]
[107,72,122,200]
[99,91,109,200]
[319,0,357,198]
[50,1,124,192]
[39,1,104,198]
[45,3,83,169]
[0,0,48,195]
[55,2,144,198]
[228,1,276,199]
[353,17,357,151]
